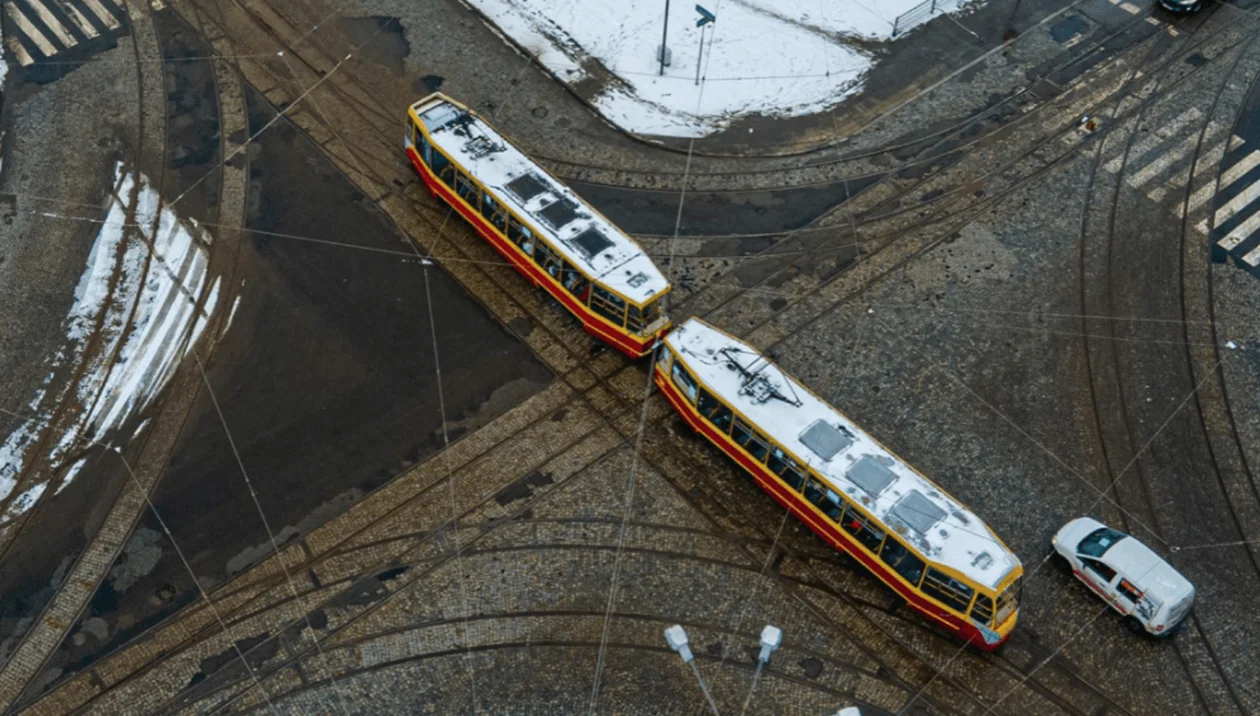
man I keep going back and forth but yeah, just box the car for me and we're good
[1157,0,1204,11]
[1051,517,1195,636]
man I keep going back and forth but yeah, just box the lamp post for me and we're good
[664,625,721,716]
[659,0,670,75]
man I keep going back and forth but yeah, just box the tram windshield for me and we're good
[627,299,663,335]
[995,576,1021,625]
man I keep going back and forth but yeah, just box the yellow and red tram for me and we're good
[403,95,1023,648]
[404,93,671,358]
[654,318,1024,649]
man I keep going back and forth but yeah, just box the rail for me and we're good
[891,0,969,37]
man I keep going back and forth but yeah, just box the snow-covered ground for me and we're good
[0,162,226,524]
[465,0,975,137]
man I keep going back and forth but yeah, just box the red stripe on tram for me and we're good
[408,147,656,359]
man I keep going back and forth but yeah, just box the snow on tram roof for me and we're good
[665,319,1019,590]
[412,96,668,304]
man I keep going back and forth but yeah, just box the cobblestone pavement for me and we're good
[5,0,1260,714]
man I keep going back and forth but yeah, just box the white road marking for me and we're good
[25,0,77,48]
[1217,209,1260,252]
[5,35,35,65]
[81,0,119,30]
[1213,176,1260,227]
[1241,243,1260,267]
[5,3,57,57]
[1102,108,1202,174]
[1129,132,1199,190]
[1219,149,1260,189]
[1120,2,1142,13]
[55,0,99,39]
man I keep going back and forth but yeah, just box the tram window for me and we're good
[731,418,769,463]
[641,299,661,323]
[455,170,478,205]
[590,285,628,327]
[921,568,975,614]
[533,242,563,281]
[767,448,805,491]
[508,217,534,255]
[432,150,454,187]
[840,502,885,552]
[697,389,733,434]
[879,537,926,588]
[560,261,590,301]
[971,594,994,626]
[627,305,647,333]
[1082,558,1116,583]
[482,194,508,233]
[672,362,698,404]
[803,478,844,521]
[412,125,432,166]
[657,344,672,369]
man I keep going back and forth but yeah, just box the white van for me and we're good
[1051,518,1194,636]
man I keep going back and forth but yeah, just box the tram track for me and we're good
[0,0,182,707]
[22,2,1260,710]
[1072,3,1260,713]
[0,0,259,709]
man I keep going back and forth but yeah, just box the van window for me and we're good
[1082,558,1116,583]
[1078,527,1127,557]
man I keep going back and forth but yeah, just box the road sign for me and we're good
[696,4,715,27]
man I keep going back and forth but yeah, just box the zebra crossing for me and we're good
[2,0,131,68]
[1066,101,1260,277]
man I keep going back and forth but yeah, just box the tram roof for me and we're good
[411,96,669,304]
[664,318,1019,590]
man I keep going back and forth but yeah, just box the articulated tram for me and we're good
[404,93,671,358]
[404,96,1022,648]
[655,319,1023,649]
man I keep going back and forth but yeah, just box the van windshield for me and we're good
[1078,527,1127,557]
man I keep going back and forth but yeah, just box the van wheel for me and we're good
[1123,617,1146,635]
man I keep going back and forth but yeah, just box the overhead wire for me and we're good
[0,405,282,715]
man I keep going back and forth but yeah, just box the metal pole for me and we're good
[688,660,722,716]
[695,25,704,86]
[660,0,670,75]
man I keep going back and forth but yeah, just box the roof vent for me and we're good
[627,272,650,288]
[572,227,614,258]
[888,490,947,535]
[505,173,548,202]
[845,454,896,496]
[799,420,853,462]
[539,197,582,229]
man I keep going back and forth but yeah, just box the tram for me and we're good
[404,93,671,358]
[654,318,1024,649]
[403,94,1022,648]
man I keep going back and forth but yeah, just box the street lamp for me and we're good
[739,625,782,715]
[664,625,720,715]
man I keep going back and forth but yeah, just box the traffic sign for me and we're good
[696,4,715,27]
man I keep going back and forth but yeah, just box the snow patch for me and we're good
[3,483,45,520]
[463,0,976,137]
[0,162,223,522]
[57,457,89,495]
